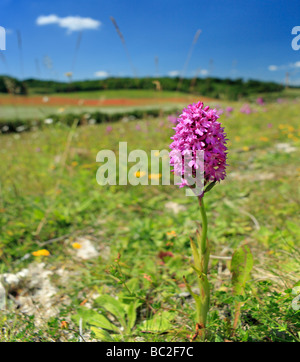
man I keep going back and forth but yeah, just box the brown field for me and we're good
[0,94,213,108]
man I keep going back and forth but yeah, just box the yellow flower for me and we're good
[72,242,82,249]
[259,136,269,142]
[71,161,78,167]
[235,136,241,142]
[32,249,50,257]
[278,124,286,130]
[148,173,161,180]
[135,171,147,178]
[242,146,249,152]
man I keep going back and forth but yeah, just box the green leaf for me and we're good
[231,245,253,297]
[72,307,119,332]
[137,311,175,332]
[94,295,126,328]
[91,327,115,341]
[190,236,200,269]
[204,181,217,194]
[126,277,140,292]
[126,301,138,332]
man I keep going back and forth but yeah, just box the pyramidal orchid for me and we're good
[169,101,228,340]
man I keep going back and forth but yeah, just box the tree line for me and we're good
[0,75,285,100]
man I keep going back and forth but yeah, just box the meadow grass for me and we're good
[0,100,299,341]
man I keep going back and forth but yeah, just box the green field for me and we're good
[0,98,299,342]
[46,89,192,99]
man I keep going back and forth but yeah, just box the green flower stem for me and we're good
[198,196,208,271]
[196,196,210,337]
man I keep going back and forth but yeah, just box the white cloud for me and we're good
[36,14,101,33]
[268,65,278,71]
[37,15,60,25]
[200,69,209,76]
[268,62,300,72]
[94,71,109,78]
[168,70,180,77]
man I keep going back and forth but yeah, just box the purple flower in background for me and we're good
[225,106,234,117]
[256,97,264,105]
[240,104,252,114]
[106,125,113,133]
[168,115,178,124]
[169,101,228,193]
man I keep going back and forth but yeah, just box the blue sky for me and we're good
[1,0,300,84]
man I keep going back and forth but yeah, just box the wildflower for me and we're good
[167,230,177,237]
[158,251,174,264]
[169,101,228,194]
[259,136,269,142]
[169,101,229,339]
[72,242,82,249]
[256,97,264,105]
[60,321,68,329]
[106,126,113,133]
[148,173,162,180]
[32,249,50,256]
[168,115,178,124]
[143,274,152,282]
[240,104,252,114]
[135,171,147,178]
